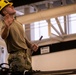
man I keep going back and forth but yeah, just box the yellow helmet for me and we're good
[0,0,13,11]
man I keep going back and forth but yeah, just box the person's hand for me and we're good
[3,14,14,27]
[31,44,38,52]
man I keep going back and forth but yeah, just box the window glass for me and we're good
[30,14,76,41]
[31,20,48,41]
[69,14,76,34]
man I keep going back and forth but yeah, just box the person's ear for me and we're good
[2,10,8,16]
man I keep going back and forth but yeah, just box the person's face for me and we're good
[3,5,16,15]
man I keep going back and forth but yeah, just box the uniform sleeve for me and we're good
[1,24,9,39]
[25,36,32,49]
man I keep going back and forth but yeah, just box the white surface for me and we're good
[32,49,76,71]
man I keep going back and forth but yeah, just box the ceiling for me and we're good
[9,0,45,7]
[0,0,76,44]
[9,0,76,7]
[13,0,76,16]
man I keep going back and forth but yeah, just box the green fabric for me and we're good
[1,20,32,72]
[8,50,32,72]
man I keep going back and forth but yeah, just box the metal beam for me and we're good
[55,17,64,34]
[46,20,51,36]
[51,33,63,41]
[16,3,76,24]
[61,0,67,5]
[64,16,67,34]
[51,23,62,36]
[0,3,76,28]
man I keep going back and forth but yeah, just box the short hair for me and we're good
[0,10,5,16]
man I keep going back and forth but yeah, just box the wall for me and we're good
[32,34,76,71]
[32,49,76,71]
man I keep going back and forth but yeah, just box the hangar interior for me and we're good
[0,0,76,75]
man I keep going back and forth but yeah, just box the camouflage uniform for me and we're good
[1,20,32,72]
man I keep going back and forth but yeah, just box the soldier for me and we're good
[0,0,38,74]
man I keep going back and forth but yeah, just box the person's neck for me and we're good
[10,14,16,20]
